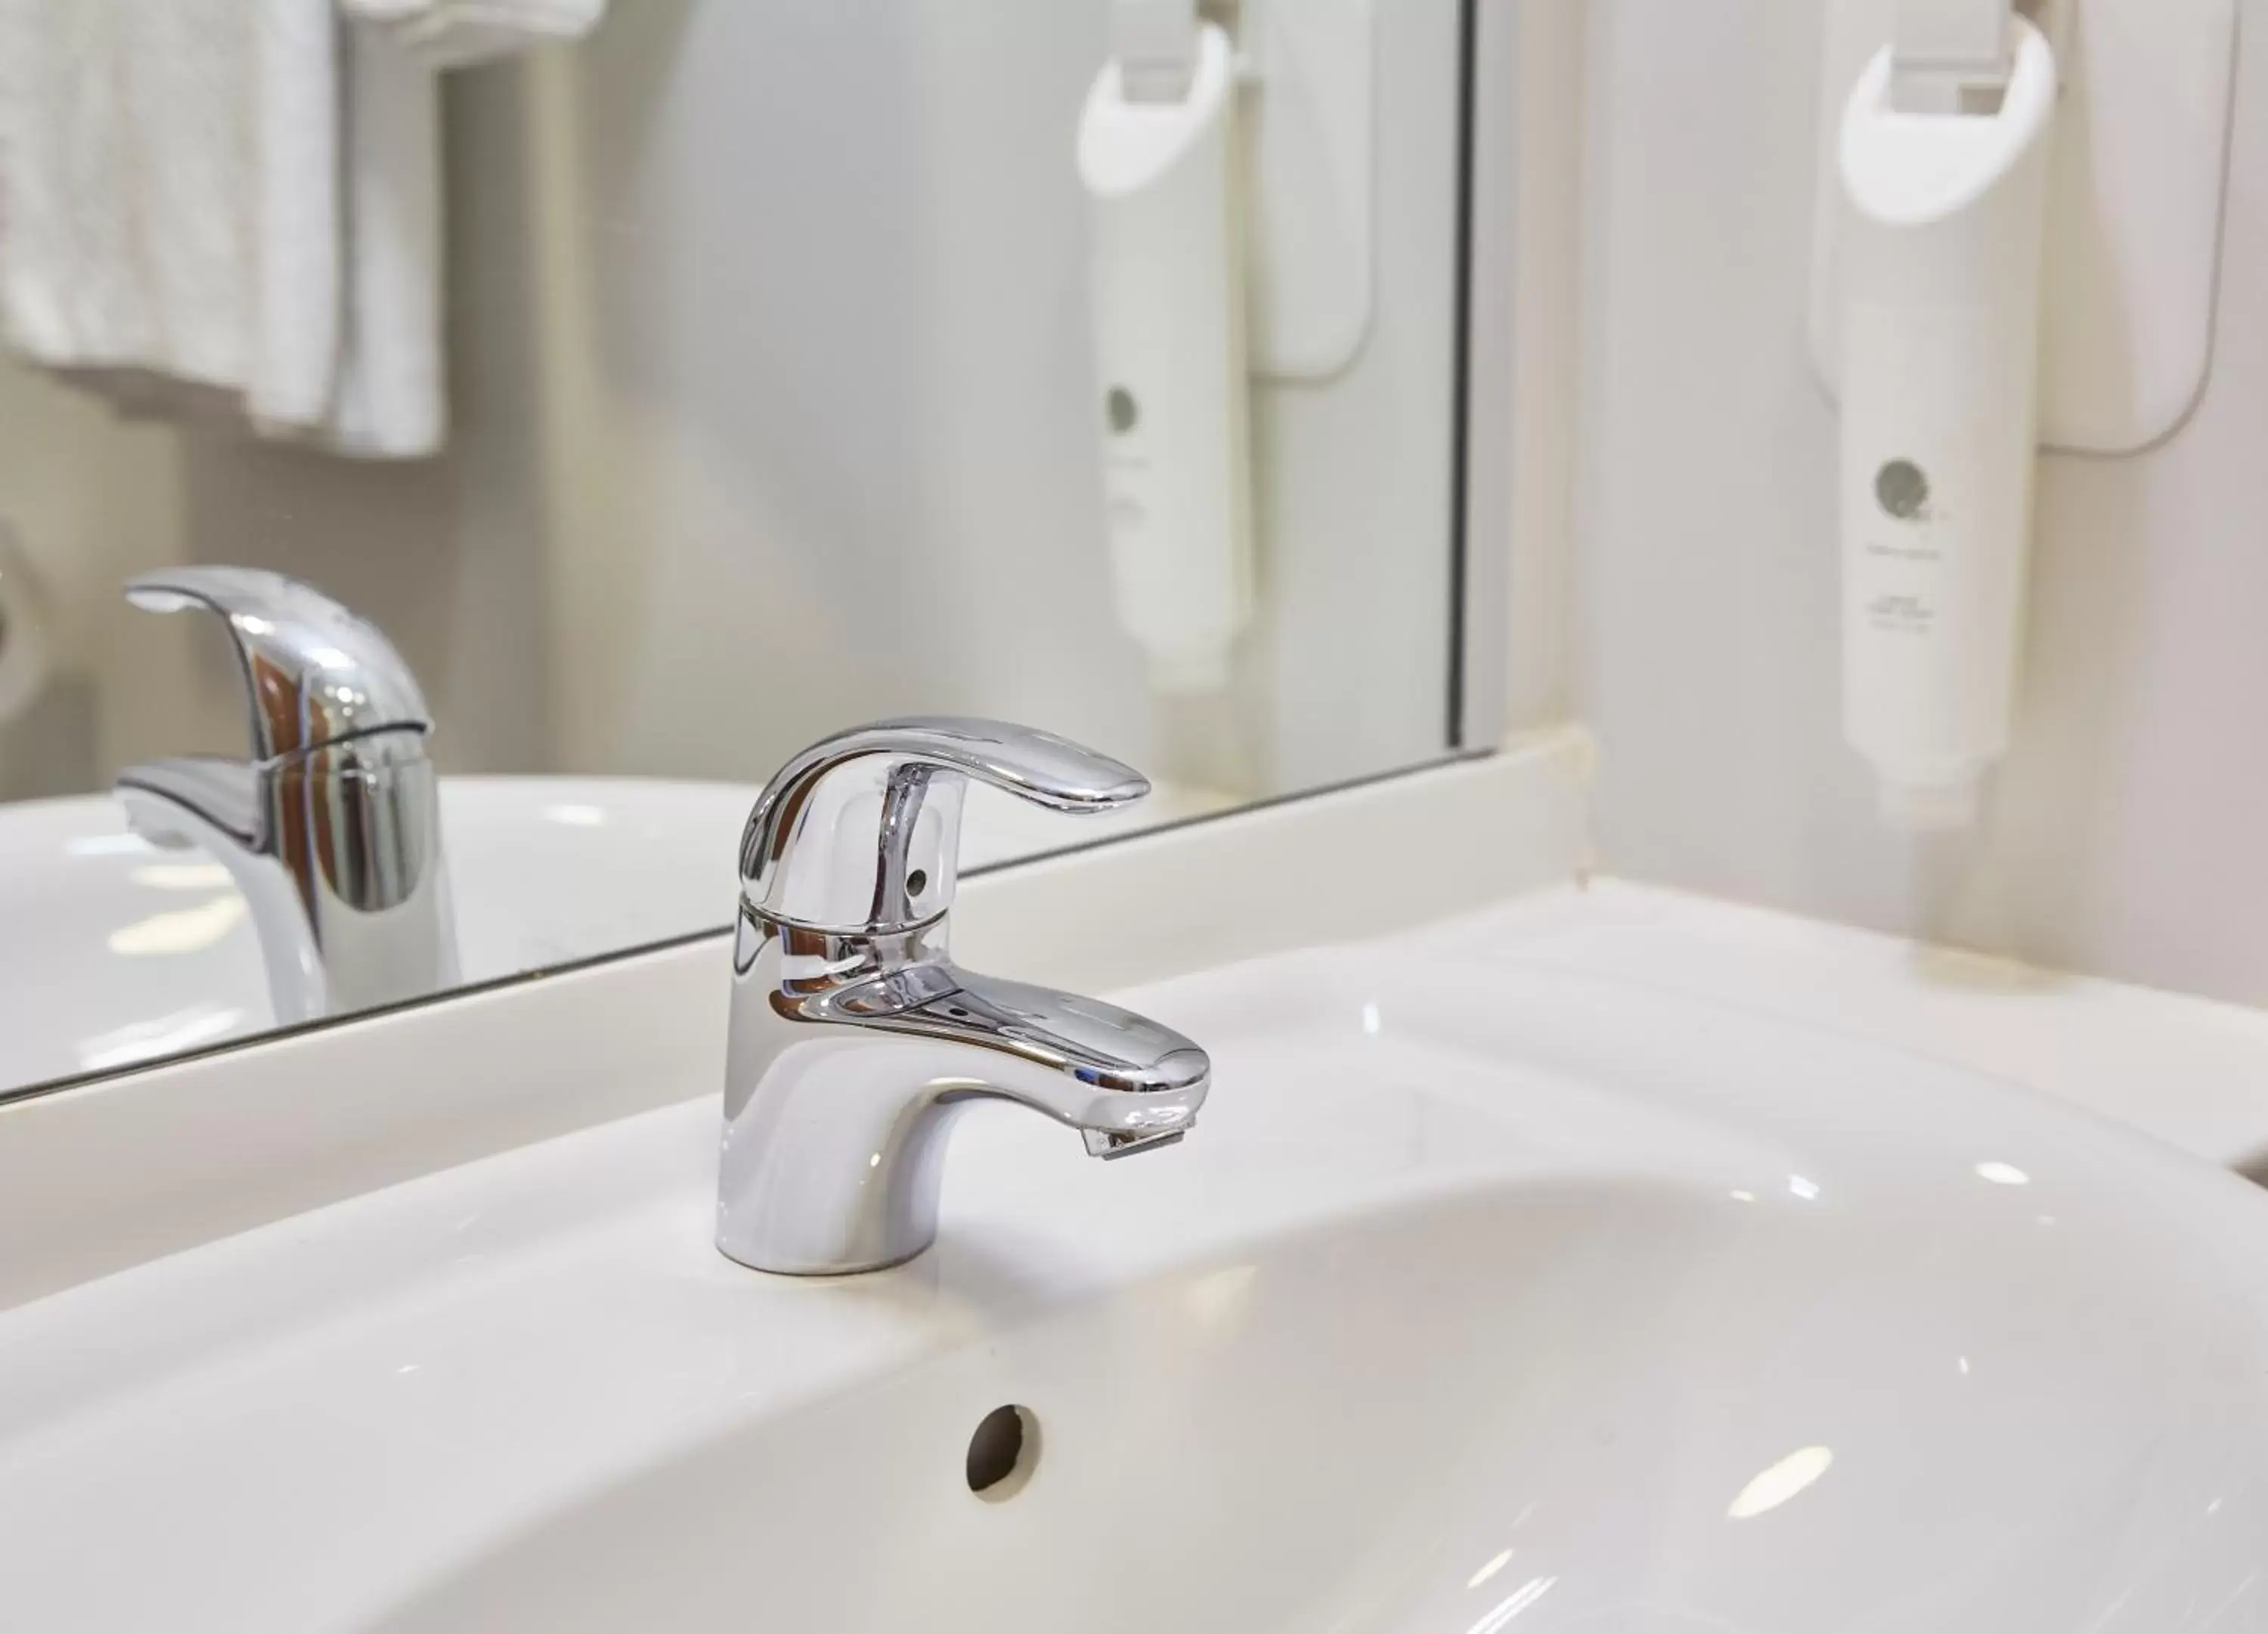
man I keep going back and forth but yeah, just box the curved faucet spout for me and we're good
[900,966,1210,1156]
[717,910,1210,1275]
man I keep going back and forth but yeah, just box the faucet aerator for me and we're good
[1086,1128,1190,1160]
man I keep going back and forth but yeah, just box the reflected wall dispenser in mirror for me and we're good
[1077,0,1376,697]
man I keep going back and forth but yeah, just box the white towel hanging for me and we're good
[0,0,603,460]
[350,0,608,71]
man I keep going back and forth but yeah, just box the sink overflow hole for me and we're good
[966,1404,1040,1502]
[906,868,928,896]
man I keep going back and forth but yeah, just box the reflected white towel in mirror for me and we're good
[0,0,603,460]
[352,0,607,70]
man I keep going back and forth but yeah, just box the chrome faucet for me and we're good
[113,568,458,1026]
[717,718,1210,1275]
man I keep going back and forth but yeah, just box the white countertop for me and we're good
[1460,879,2268,1177]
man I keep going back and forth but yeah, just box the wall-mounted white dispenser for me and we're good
[1811,0,2237,829]
[1830,11,2056,830]
[1077,11,1254,696]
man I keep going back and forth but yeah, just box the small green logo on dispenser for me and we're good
[1876,460,1930,521]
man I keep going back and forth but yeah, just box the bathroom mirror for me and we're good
[0,0,1483,1100]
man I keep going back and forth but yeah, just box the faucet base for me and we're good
[1086,1128,1188,1159]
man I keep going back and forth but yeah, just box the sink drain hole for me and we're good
[966,1403,1040,1502]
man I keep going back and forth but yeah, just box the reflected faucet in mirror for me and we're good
[112,568,458,1026]
[717,718,1211,1276]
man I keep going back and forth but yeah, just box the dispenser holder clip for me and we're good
[1811,0,2238,455]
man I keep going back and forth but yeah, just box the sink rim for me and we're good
[5,948,2263,1428]
[4,941,2266,1632]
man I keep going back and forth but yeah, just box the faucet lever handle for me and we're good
[124,567,432,760]
[739,716,1150,934]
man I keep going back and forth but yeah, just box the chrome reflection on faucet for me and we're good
[717,718,1210,1275]
[113,568,458,1026]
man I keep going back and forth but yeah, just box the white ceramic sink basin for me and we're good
[2,933,2263,1632]
[0,777,1220,1088]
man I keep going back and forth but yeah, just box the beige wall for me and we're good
[0,361,194,797]
[1566,0,2268,1005]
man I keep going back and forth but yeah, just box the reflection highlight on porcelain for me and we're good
[542,804,609,828]
[76,1002,249,1071]
[1786,1174,1820,1201]
[1468,1575,1558,1634]
[1467,1548,1514,1590]
[64,831,154,859]
[107,896,249,957]
[1975,1160,2031,1186]
[1727,1445,1835,1520]
[1182,1264,1258,1326]
[130,862,237,892]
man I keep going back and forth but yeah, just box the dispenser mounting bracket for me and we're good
[1238,0,1374,382]
[1809,0,2237,454]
